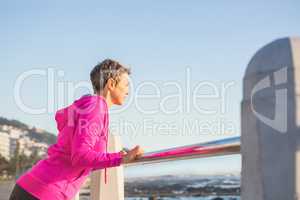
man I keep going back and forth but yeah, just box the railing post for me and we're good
[72,194,79,200]
[241,37,300,200]
[90,134,124,200]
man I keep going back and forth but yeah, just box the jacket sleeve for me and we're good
[70,98,123,170]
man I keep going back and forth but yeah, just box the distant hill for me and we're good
[0,117,28,130]
[0,116,56,145]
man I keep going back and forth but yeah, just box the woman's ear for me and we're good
[106,78,116,90]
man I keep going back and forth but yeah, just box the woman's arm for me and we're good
[70,98,122,170]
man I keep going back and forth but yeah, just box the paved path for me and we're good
[0,180,15,200]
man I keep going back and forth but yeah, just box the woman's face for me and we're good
[110,73,129,105]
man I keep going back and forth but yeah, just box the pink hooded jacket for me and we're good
[16,94,123,200]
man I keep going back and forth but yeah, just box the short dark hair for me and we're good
[90,59,131,93]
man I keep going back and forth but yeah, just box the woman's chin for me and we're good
[115,101,123,106]
[113,98,126,106]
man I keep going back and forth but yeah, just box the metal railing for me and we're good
[125,136,240,166]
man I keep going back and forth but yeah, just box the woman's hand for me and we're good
[120,145,144,164]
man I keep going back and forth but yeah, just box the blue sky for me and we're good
[0,0,299,175]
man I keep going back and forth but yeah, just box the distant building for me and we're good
[16,136,48,157]
[0,124,50,159]
[9,128,24,138]
[9,137,17,157]
[19,136,33,156]
[0,131,10,160]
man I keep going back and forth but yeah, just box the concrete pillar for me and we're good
[90,134,124,200]
[72,194,79,200]
[241,37,300,200]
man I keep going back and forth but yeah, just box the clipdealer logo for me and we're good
[250,67,288,133]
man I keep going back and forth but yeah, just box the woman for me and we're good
[9,59,144,200]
